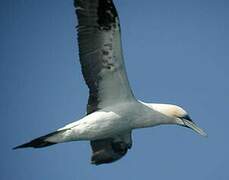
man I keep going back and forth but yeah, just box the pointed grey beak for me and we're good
[183,119,207,137]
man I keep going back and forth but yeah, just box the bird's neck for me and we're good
[132,102,176,129]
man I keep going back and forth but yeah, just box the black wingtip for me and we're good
[13,143,31,150]
[12,131,61,150]
[13,139,56,150]
[13,140,56,150]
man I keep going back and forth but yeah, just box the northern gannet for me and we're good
[14,0,207,165]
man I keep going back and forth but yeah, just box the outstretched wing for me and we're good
[74,0,135,114]
[74,0,134,165]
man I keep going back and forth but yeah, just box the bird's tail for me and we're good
[13,130,66,150]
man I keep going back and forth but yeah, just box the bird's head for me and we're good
[151,104,207,137]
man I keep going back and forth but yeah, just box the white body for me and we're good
[47,100,178,143]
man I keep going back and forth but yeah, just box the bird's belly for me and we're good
[69,111,131,141]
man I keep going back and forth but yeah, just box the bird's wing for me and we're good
[74,0,135,114]
[90,132,132,165]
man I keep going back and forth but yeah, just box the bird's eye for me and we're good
[182,114,192,122]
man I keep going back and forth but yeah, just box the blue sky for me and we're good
[1,0,229,179]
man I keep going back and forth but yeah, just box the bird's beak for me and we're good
[182,119,207,137]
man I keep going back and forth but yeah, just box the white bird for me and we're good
[14,0,207,165]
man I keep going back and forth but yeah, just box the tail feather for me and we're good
[13,130,64,150]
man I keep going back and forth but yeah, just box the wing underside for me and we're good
[74,0,134,165]
[74,0,134,113]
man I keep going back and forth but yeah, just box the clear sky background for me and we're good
[1,0,229,179]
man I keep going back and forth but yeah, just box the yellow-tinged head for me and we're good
[150,103,207,137]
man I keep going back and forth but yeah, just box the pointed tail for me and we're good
[13,130,65,150]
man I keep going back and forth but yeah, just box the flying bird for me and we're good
[14,0,207,165]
